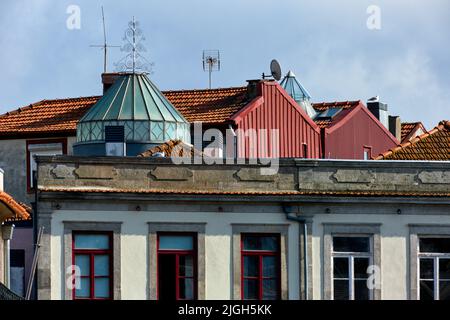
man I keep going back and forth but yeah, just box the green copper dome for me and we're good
[75,73,190,156]
[280,70,316,119]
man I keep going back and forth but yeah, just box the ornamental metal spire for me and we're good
[114,17,154,73]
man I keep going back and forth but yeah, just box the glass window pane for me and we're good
[439,281,450,300]
[244,256,259,277]
[150,121,164,141]
[333,279,349,300]
[262,279,278,300]
[333,257,349,279]
[419,238,450,253]
[354,258,370,279]
[179,255,194,277]
[439,259,450,280]
[75,278,90,298]
[420,258,434,279]
[243,235,278,251]
[94,278,110,298]
[420,280,434,300]
[333,237,370,253]
[94,255,110,276]
[354,280,370,300]
[74,234,109,250]
[159,235,194,250]
[75,255,90,276]
[179,278,194,300]
[243,279,259,300]
[263,256,277,278]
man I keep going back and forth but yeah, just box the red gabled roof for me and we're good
[0,87,249,138]
[0,96,100,138]
[163,87,248,123]
[0,191,31,222]
[312,101,360,129]
[401,122,427,142]
[376,120,450,160]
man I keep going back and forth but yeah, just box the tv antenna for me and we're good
[203,50,221,89]
[114,17,154,74]
[90,6,120,73]
[262,59,282,81]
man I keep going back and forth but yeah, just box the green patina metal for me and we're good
[280,70,317,119]
[77,73,190,144]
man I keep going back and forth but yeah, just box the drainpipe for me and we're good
[2,223,15,288]
[282,205,309,300]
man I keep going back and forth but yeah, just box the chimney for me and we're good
[246,80,262,101]
[367,98,389,129]
[102,73,121,94]
[389,116,401,142]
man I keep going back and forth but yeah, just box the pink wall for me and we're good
[233,81,321,159]
[323,105,398,159]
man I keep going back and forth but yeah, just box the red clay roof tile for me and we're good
[376,120,450,160]
[0,191,31,222]
[0,87,249,138]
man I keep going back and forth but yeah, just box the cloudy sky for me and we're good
[0,0,448,128]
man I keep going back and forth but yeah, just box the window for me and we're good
[302,143,308,158]
[10,249,25,296]
[72,232,113,300]
[241,234,280,300]
[363,146,372,160]
[418,237,450,300]
[105,126,126,156]
[27,139,67,190]
[157,233,197,300]
[332,236,373,300]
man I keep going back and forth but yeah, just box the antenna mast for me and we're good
[90,6,120,73]
[203,50,221,89]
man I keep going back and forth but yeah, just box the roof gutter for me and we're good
[282,205,309,300]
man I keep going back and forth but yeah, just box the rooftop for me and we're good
[376,120,450,160]
[401,122,427,142]
[0,191,32,222]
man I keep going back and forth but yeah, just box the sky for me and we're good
[0,0,448,128]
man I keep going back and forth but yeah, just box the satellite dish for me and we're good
[270,59,282,81]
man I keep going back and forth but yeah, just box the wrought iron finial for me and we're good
[114,17,154,74]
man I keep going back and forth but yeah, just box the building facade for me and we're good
[36,156,450,300]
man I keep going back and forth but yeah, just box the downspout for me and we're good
[282,205,309,300]
[1,224,15,289]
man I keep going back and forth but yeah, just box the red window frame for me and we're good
[72,231,113,300]
[241,233,281,300]
[26,138,67,193]
[157,232,197,300]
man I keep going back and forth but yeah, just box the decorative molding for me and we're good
[74,165,117,179]
[51,165,75,179]
[418,171,450,184]
[332,169,375,183]
[150,167,193,181]
[235,168,275,182]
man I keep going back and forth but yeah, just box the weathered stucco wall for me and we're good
[36,156,450,300]
[48,205,300,300]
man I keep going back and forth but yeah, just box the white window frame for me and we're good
[28,143,64,188]
[417,236,450,300]
[331,235,374,300]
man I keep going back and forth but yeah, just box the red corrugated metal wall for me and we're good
[323,106,397,159]
[233,82,321,158]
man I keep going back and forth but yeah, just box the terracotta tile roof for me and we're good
[401,122,426,142]
[163,86,249,123]
[138,139,204,158]
[0,191,32,222]
[312,101,360,129]
[0,96,100,138]
[0,87,249,138]
[375,120,450,160]
[38,187,450,198]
